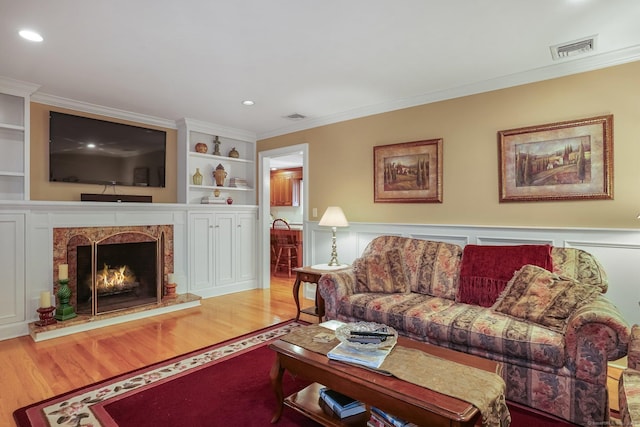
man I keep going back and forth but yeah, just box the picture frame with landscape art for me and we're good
[373,139,443,203]
[498,115,613,202]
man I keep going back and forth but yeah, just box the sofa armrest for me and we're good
[565,295,630,383]
[318,268,357,320]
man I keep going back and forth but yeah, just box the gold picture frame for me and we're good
[498,115,613,202]
[373,139,443,203]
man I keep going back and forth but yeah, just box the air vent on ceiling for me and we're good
[285,113,306,120]
[550,35,597,60]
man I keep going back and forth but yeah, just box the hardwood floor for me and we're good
[0,274,316,426]
[0,273,625,425]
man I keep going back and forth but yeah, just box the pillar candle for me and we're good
[59,264,68,280]
[167,273,175,284]
[40,291,51,308]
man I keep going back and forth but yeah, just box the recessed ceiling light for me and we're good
[242,100,255,106]
[19,29,43,42]
[86,143,96,149]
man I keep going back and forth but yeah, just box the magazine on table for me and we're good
[327,340,395,370]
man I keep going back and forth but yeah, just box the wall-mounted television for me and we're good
[49,112,167,188]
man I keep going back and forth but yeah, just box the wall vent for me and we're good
[550,35,597,60]
[285,113,306,120]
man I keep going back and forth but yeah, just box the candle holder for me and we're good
[164,282,177,299]
[55,278,77,321]
[36,306,56,326]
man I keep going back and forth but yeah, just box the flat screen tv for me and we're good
[49,112,166,188]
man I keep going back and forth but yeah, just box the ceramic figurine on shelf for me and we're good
[228,147,239,158]
[213,136,221,156]
[226,197,233,205]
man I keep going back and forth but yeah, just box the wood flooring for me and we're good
[0,274,625,425]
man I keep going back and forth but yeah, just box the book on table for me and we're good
[319,387,366,419]
[369,406,417,427]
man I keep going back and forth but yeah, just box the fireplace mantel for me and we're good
[0,200,259,341]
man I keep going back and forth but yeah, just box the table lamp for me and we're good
[318,206,349,266]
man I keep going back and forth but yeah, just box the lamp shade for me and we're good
[318,206,349,227]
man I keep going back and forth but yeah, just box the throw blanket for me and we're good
[281,325,511,427]
[457,244,553,307]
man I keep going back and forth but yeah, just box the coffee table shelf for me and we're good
[284,382,369,427]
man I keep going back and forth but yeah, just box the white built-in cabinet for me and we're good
[188,208,257,297]
[0,78,39,201]
[177,118,257,205]
[0,213,25,326]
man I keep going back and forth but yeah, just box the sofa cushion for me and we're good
[420,303,566,368]
[356,236,463,299]
[551,247,608,293]
[353,248,409,293]
[493,264,600,332]
[456,244,553,307]
[412,240,463,300]
[338,293,456,333]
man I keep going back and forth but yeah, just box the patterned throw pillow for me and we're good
[353,249,409,294]
[492,264,601,332]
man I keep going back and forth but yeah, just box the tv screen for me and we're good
[49,112,166,188]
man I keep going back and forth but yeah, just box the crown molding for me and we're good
[0,76,40,97]
[176,118,256,143]
[257,44,640,140]
[30,93,177,129]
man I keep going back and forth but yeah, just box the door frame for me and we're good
[258,143,309,288]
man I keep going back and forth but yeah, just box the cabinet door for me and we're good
[0,214,25,325]
[214,212,235,286]
[189,213,215,291]
[236,212,256,282]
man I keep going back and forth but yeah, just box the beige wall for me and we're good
[258,61,640,228]
[30,103,177,203]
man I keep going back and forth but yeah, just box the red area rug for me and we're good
[14,319,593,426]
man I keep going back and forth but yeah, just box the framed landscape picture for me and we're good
[498,115,613,202]
[373,139,443,203]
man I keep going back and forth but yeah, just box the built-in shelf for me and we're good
[177,118,257,205]
[0,78,40,201]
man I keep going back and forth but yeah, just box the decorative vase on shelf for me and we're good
[195,142,208,154]
[214,163,227,186]
[226,197,233,205]
[192,168,203,185]
[228,147,239,158]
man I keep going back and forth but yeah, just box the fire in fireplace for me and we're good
[96,264,138,295]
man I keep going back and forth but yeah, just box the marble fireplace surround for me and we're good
[30,224,200,341]
[53,225,174,315]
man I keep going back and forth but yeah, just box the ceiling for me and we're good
[2,1,640,140]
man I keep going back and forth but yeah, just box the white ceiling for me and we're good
[2,1,640,140]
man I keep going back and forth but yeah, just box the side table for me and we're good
[292,265,348,321]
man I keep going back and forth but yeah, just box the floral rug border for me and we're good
[20,320,304,427]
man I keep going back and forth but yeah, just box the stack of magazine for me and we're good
[327,336,396,370]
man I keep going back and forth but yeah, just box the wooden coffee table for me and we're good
[269,335,500,427]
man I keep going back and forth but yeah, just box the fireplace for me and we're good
[53,225,173,316]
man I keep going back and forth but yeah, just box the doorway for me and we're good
[258,143,309,289]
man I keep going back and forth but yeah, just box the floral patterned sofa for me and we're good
[318,235,630,426]
[619,324,640,426]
